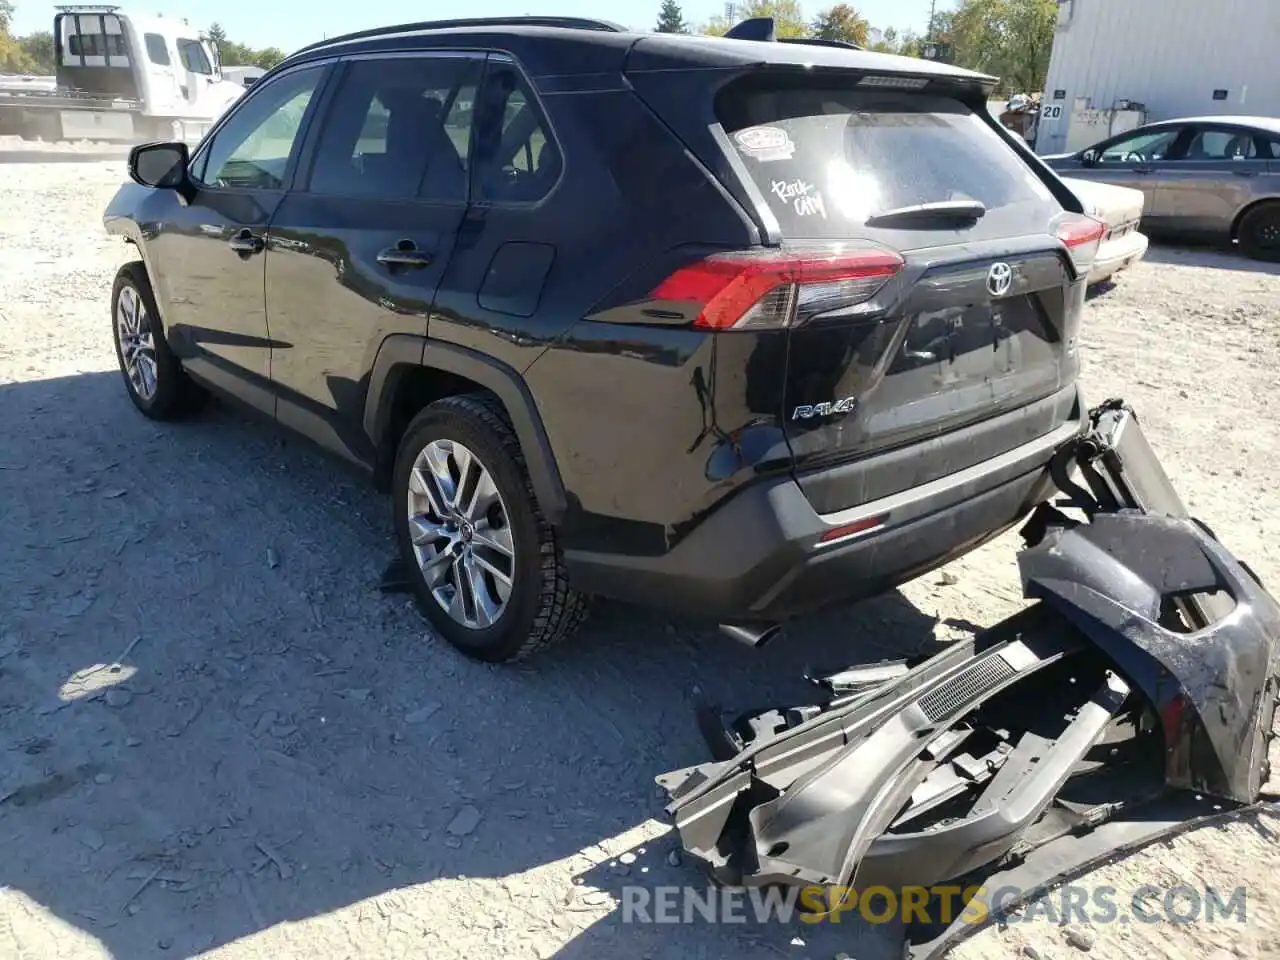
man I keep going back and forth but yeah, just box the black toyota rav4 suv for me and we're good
[105,16,1102,662]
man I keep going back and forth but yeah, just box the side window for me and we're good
[1261,136,1280,160]
[1098,128,1181,164]
[1181,128,1257,161]
[178,39,212,75]
[194,66,323,190]
[308,55,481,202]
[471,62,562,203]
[144,34,170,66]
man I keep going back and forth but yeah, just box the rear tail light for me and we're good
[650,249,904,331]
[1055,213,1106,276]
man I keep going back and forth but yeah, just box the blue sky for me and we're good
[11,0,938,51]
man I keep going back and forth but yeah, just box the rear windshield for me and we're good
[718,81,1056,239]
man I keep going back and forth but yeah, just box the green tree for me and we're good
[928,8,955,41]
[896,28,923,58]
[867,24,895,53]
[18,29,52,72]
[865,24,921,58]
[0,0,33,73]
[1001,0,1056,90]
[216,39,254,66]
[951,0,1056,92]
[253,46,286,69]
[204,22,288,69]
[655,0,688,33]
[702,0,810,39]
[811,4,868,45]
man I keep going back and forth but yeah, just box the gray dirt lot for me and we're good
[0,159,1278,960]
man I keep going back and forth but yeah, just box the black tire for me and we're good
[1238,202,1280,263]
[392,393,588,663]
[111,262,204,420]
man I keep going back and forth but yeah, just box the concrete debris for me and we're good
[405,702,442,725]
[103,688,133,708]
[447,805,482,837]
[255,840,294,880]
[79,827,105,852]
[1065,927,1096,951]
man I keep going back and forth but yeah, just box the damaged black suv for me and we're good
[104,16,1102,662]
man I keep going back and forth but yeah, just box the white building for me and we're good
[221,65,266,88]
[1036,0,1280,155]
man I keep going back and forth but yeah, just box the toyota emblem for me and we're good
[987,262,1013,298]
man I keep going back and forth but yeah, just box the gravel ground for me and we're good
[0,159,1277,960]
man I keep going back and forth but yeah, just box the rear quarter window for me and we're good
[717,81,1058,241]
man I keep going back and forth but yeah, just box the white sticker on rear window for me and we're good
[771,179,827,219]
[734,125,795,162]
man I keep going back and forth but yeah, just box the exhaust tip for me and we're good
[719,621,782,648]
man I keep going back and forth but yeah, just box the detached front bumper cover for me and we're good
[657,401,1279,958]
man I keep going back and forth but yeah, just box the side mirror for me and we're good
[129,141,190,191]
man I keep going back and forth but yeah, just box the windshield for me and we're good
[718,80,1057,240]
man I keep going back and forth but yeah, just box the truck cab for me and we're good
[48,4,244,140]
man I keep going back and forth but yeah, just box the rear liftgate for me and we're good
[657,400,1280,958]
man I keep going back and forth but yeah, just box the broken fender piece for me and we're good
[657,400,1279,956]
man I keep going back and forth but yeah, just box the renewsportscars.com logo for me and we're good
[620,883,1248,927]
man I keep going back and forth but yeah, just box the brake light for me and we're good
[650,249,904,330]
[1055,214,1106,275]
[1057,216,1105,248]
[858,75,930,90]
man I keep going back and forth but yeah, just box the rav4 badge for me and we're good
[792,397,858,420]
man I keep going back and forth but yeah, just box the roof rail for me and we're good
[294,16,626,57]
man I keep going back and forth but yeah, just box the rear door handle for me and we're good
[228,229,264,255]
[1232,169,1259,177]
[377,242,433,269]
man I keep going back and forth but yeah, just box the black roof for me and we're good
[288,16,995,87]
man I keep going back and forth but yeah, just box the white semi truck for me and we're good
[0,5,247,143]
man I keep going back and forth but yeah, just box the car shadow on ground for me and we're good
[1085,278,1117,300]
[0,371,945,958]
[0,148,131,164]
[1142,238,1280,275]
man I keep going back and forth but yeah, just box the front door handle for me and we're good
[377,241,433,270]
[228,229,264,255]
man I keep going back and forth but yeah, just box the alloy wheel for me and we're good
[406,439,516,629]
[116,285,158,401]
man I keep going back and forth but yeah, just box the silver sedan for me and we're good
[1043,116,1280,260]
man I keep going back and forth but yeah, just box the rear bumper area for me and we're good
[1089,230,1148,284]
[565,387,1084,622]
